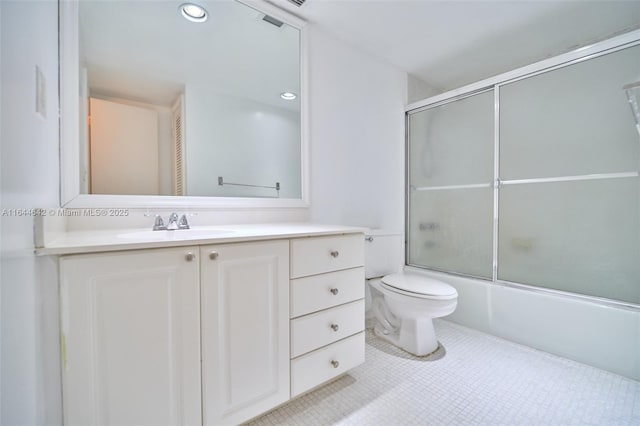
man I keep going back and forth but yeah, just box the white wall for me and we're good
[307,27,407,235]
[0,1,62,424]
[0,5,408,423]
[89,98,160,195]
[88,95,174,196]
[407,73,441,104]
[185,86,301,199]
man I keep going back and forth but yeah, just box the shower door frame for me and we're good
[405,29,640,311]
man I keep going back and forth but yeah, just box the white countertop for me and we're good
[36,223,367,256]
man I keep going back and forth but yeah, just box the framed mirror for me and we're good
[60,0,308,208]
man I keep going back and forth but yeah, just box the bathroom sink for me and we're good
[118,228,235,241]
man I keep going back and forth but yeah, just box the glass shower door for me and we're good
[407,90,495,279]
[498,44,640,304]
[406,42,640,306]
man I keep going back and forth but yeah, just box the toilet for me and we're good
[365,230,458,356]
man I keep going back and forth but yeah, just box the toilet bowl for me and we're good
[364,229,458,356]
[369,273,457,356]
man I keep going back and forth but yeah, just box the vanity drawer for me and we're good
[290,234,364,278]
[290,267,364,317]
[291,332,365,397]
[291,299,364,358]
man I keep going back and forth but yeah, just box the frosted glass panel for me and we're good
[498,178,640,304]
[500,45,640,180]
[409,90,494,187]
[408,188,493,278]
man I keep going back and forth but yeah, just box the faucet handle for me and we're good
[178,214,190,230]
[153,215,167,231]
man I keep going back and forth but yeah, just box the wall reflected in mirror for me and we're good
[78,0,301,198]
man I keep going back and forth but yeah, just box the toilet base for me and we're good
[368,276,455,357]
[373,317,439,357]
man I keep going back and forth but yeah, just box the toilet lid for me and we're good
[381,273,457,300]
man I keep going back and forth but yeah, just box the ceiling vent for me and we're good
[286,0,306,7]
[262,14,284,27]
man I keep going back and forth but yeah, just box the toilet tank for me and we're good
[364,229,404,279]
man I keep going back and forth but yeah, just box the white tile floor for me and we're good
[250,319,640,425]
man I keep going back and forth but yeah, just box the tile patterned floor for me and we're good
[250,319,640,425]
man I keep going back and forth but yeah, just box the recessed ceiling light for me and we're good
[280,92,297,100]
[180,3,208,23]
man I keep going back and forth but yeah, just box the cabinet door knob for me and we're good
[209,251,219,260]
[330,250,339,258]
[185,252,195,261]
[330,323,339,332]
[329,288,339,295]
[330,360,339,369]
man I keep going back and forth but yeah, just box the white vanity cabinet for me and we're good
[59,247,202,426]
[56,228,365,426]
[200,240,290,425]
[289,235,366,397]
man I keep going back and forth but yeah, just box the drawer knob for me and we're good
[185,252,195,261]
[330,323,339,332]
[209,251,219,260]
[329,288,339,295]
[330,360,339,369]
[330,250,339,258]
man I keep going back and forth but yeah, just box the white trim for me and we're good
[411,183,491,191]
[63,193,310,209]
[59,0,79,206]
[407,87,494,116]
[406,29,640,112]
[404,112,411,267]
[299,23,310,207]
[59,0,310,210]
[500,172,639,186]
[492,87,500,282]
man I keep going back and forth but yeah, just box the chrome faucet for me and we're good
[152,213,190,231]
[167,213,179,230]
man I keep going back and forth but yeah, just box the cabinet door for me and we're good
[201,240,289,425]
[60,248,201,426]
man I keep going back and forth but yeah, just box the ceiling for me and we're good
[79,0,300,109]
[267,0,640,94]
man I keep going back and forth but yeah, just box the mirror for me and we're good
[60,0,307,207]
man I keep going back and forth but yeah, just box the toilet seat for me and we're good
[381,273,457,300]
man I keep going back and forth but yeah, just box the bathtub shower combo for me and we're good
[405,41,639,308]
[367,36,639,357]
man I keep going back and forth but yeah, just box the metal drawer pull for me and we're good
[185,252,195,261]
[209,251,219,260]
[330,324,339,332]
[331,360,339,368]
[329,288,339,295]
[330,250,339,258]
